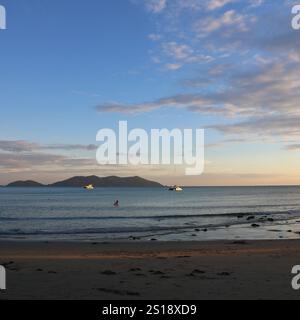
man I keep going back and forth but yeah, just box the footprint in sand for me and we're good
[217,272,232,276]
[192,269,206,275]
[231,241,248,245]
[2,261,19,271]
[135,273,147,277]
[95,288,140,296]
[161,275,172,279]
[101,270,117,276]
[129,268,142,272]
[150,271,165,275]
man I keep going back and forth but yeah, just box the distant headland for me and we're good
[5,176,163,188]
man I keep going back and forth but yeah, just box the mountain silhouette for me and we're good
[7,176,162,188]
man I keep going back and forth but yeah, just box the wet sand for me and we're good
[1,240,300,300]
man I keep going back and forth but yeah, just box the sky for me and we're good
[0,0,300,186]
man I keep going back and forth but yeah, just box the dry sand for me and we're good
[1,240,300,300]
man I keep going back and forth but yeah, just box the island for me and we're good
[6,176,163,188]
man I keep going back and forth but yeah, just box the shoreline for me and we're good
[1,239,300,300]
[1,216,299,242]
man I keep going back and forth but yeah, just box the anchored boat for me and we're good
[84,184,94,190]
[168,185,183,192]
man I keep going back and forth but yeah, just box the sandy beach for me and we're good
[1,240,300,300]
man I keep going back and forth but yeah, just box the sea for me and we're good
[0,186,300,241]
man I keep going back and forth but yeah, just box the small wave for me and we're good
[0,215,297,237]
[0,225,209,236]
[0,209,299,222]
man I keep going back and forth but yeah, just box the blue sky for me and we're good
[0,0,300,185]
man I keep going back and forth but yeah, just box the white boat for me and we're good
[84,184,94,190]
[169,185,183,192]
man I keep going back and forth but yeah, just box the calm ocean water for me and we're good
[1,186,300,241]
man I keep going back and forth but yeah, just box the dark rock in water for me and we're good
[237,215,244,219]
[129,236,140,240]
[287,230,292,233]
[251,224,260,228]
[247,216,255,221]
[202,229,208,232]
[150,238,157,241]
[267,218,274,222]
[195,229,200,232]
